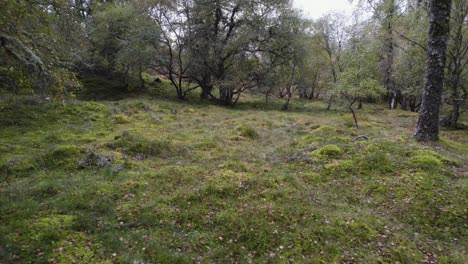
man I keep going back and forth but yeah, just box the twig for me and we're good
[395,30,426,51]
[352,135,369,142]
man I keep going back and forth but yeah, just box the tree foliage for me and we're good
[0,0,466,133]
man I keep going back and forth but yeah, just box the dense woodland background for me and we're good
[0,0,467,263]
[1,0,466,128]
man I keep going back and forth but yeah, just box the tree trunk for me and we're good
[409,95,420,112]
[138,66,145,89]
[383,0,397,110]
[389,92,397,109]
[441,103,461,129]
[401,95,408,111]
[282,93,292,110]
[299,85,308,99]
[122,64,130,90]
[200,77,213,100]
[219,85,233,106]
[348,98,359,129]
[327,95,335,110]
[415,0,452,142]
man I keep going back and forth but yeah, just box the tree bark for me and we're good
[383,0,397,110]
[219,85,233,106]
[282,92,292,110]
[415,0,452,142]
[441,103,461,129]
[327,95,335,110]
[401,95,408,111]
[199,76,214,100]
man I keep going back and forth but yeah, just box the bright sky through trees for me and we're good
[293,0,357,19]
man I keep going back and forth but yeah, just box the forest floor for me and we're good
[0,90,467,263]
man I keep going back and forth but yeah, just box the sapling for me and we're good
[331,69,385,129]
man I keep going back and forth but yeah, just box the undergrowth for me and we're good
[0,95,466,263]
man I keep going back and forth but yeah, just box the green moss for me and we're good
[49,233,107,263]
[210,169,249,184]
[322,159,355,177]
[33,179,62,198]
[0,155,37,177]
[236,125,259,139]
[297,135,324,147]
[0,144,11,153]
[53,180,119,216]
[29,214,75,242]
[220,160,249,173]
[338,220,377,243]
[0,95,466,263]
[44,145,86,170]
[343,118,356,128]
[194,137,219,150]
[111,132,185,159]
[328,136,349,143]
[312,144,343,159]
[151,165,202,183]
[310,125,336,136]
[119,180,147,193]
[113,114,131,124]
[82,102,106,112]
[382,239,424,263]
[356,150,394,174]
[261,120,273,128]
[295,126,347,148]
[128,101,146,109]
[409,150,443,170]
[301,172,326,183]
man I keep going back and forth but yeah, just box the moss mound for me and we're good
[236,125,259,139]
[310,125,336,136]
[113,114,131,124]
[409,150,444,171]
[44,145,86,170]
[111,132,186,159]
[0,155,36,177]
[312,144,343,158]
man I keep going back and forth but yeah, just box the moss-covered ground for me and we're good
[0,93,466,263]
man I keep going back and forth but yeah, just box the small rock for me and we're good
[9,254,20,262]
[152,115,162,122]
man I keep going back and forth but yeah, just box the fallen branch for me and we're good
[352,135,369,142]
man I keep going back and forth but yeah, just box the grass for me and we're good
[0,92,467,263]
